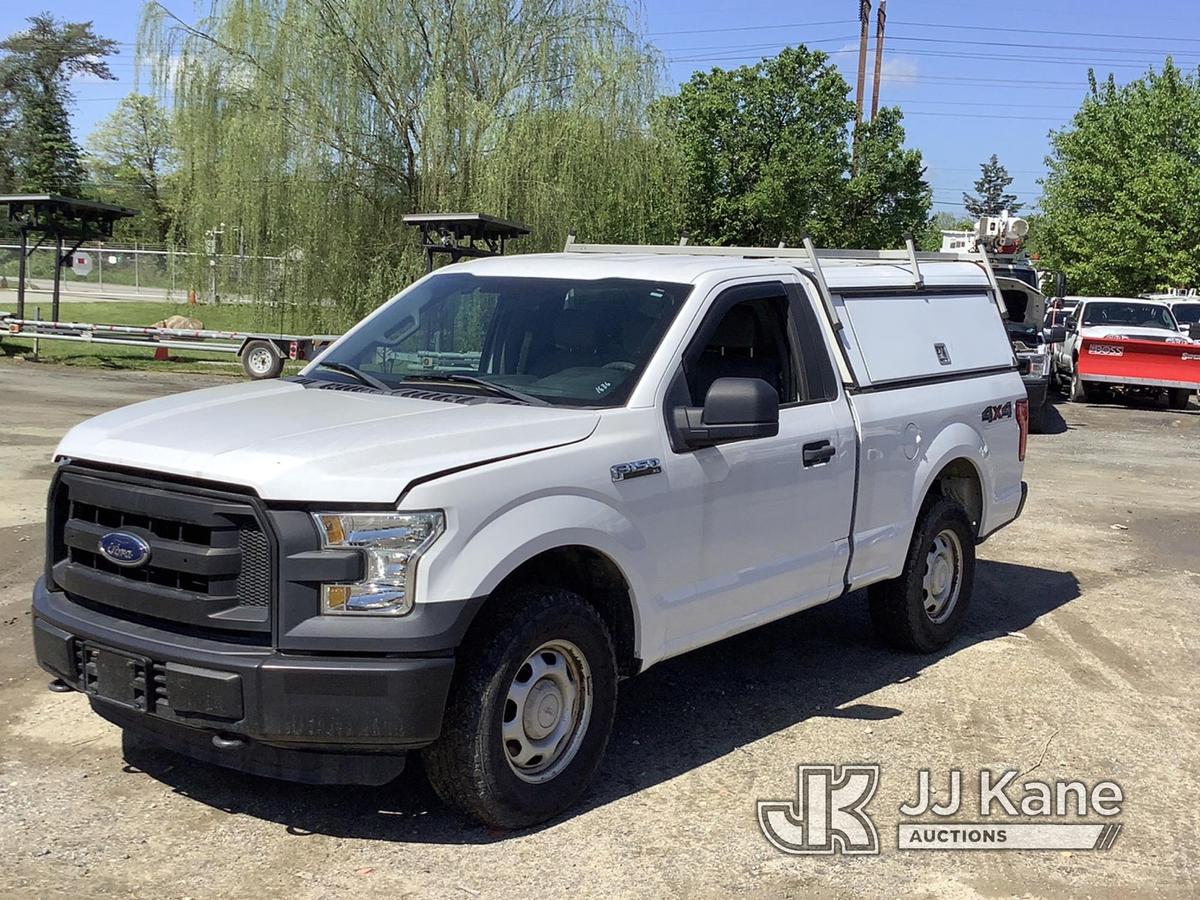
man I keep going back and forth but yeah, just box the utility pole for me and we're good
[870,0,888,120]
[853,0,871,171]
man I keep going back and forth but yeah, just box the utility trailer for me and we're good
[1,316,338,379]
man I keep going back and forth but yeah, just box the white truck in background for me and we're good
[1052,296,1199,408]
[33,239,1028,828]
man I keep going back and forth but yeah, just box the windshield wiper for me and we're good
[402,372,549,406]
[313,361,393,393]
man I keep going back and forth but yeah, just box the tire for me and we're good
[1068,369,1092,403]
[423,587,617,828]
[868,497,976,653]
[1168,388,1192,411]
[240,340,284,379]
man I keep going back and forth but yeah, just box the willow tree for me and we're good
[140,0,676,329]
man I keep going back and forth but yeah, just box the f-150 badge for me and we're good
[611,458,662,482]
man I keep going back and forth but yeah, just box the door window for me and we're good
[682,283,834,407]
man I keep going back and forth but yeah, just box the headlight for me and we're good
[313,511,444,615]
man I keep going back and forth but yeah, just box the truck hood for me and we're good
[1080,325,1193,343]
[55,379,600,504]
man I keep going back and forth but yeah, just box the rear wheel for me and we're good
[869,497,976,653]
[423,588,617,828]
[1168,388,1192,410]
[240,340,283,379]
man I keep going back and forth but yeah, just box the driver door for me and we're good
[654,279,856,656]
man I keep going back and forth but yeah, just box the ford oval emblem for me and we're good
[97,531,152,568]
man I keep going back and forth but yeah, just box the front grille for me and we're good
[49,466,274,639]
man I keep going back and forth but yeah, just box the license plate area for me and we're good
[82,643,150,712]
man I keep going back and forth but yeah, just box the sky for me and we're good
[4,0,1200,218]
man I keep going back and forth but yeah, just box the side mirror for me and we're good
[1044,325,1067,344]
[1190,323,1200,341]
[673,377,779,449]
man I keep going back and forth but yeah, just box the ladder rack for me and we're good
[562,233,1008,321]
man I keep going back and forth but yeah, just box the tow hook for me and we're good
[47,678,72,693]
[211,732,247,751]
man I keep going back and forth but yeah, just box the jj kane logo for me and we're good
[758,765,1124,855]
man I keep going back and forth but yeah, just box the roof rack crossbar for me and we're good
[904,235,925,289]
[974,245,1009,318]
[561,238,984,265]
[800,236,841,330]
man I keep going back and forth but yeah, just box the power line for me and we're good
[883,33,1200,57]
[666,44,1195,70]
[648,19,855,37]
[651,16,1200,45]
[889,18,1200,45]
[903,110,1066,120]
[901,99,1077,110]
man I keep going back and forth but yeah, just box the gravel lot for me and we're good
[1,362,1197,899]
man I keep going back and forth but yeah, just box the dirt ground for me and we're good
[1,362,1197,899]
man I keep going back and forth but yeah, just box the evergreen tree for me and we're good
[0,13,117,195]
[962,154,1022,217]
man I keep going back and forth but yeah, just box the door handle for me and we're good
[802,440,836,467]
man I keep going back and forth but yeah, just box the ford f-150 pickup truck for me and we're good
[32,240,1029,827]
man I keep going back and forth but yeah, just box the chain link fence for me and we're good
[0,241,286,306]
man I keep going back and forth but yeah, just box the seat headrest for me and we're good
[709,305,758,350]
[553,309,599,351]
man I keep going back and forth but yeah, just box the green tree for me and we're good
[140,0,674,328]
[0,13,118,195]
[0,81,17,193]
[656,46,929,248]
[1036,61,1200,295]
[86,94,176,242]
[962,154,1022,217]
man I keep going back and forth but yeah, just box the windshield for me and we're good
[1171,304,1200,326]
[1080,302,1177,331]
[313,273,692,407]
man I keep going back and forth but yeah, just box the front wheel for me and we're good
[423,588,617,828]
[869,497,976,653]
[1068,370,1092,403]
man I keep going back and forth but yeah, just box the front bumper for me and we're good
[32,578,458,784]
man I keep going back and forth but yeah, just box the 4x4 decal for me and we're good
[981,401,1013,424]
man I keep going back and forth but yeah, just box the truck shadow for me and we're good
[120,559,1080,844]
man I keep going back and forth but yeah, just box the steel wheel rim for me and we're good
[922,528,963,624]
[247,347,274,374]
[501,639,593,784]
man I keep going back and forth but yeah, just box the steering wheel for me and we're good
[603,361,636,372]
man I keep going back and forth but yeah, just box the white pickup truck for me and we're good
[1052,296,1197,408]
[32,241,1028,827]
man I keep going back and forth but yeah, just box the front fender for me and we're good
[421,493,650,646]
